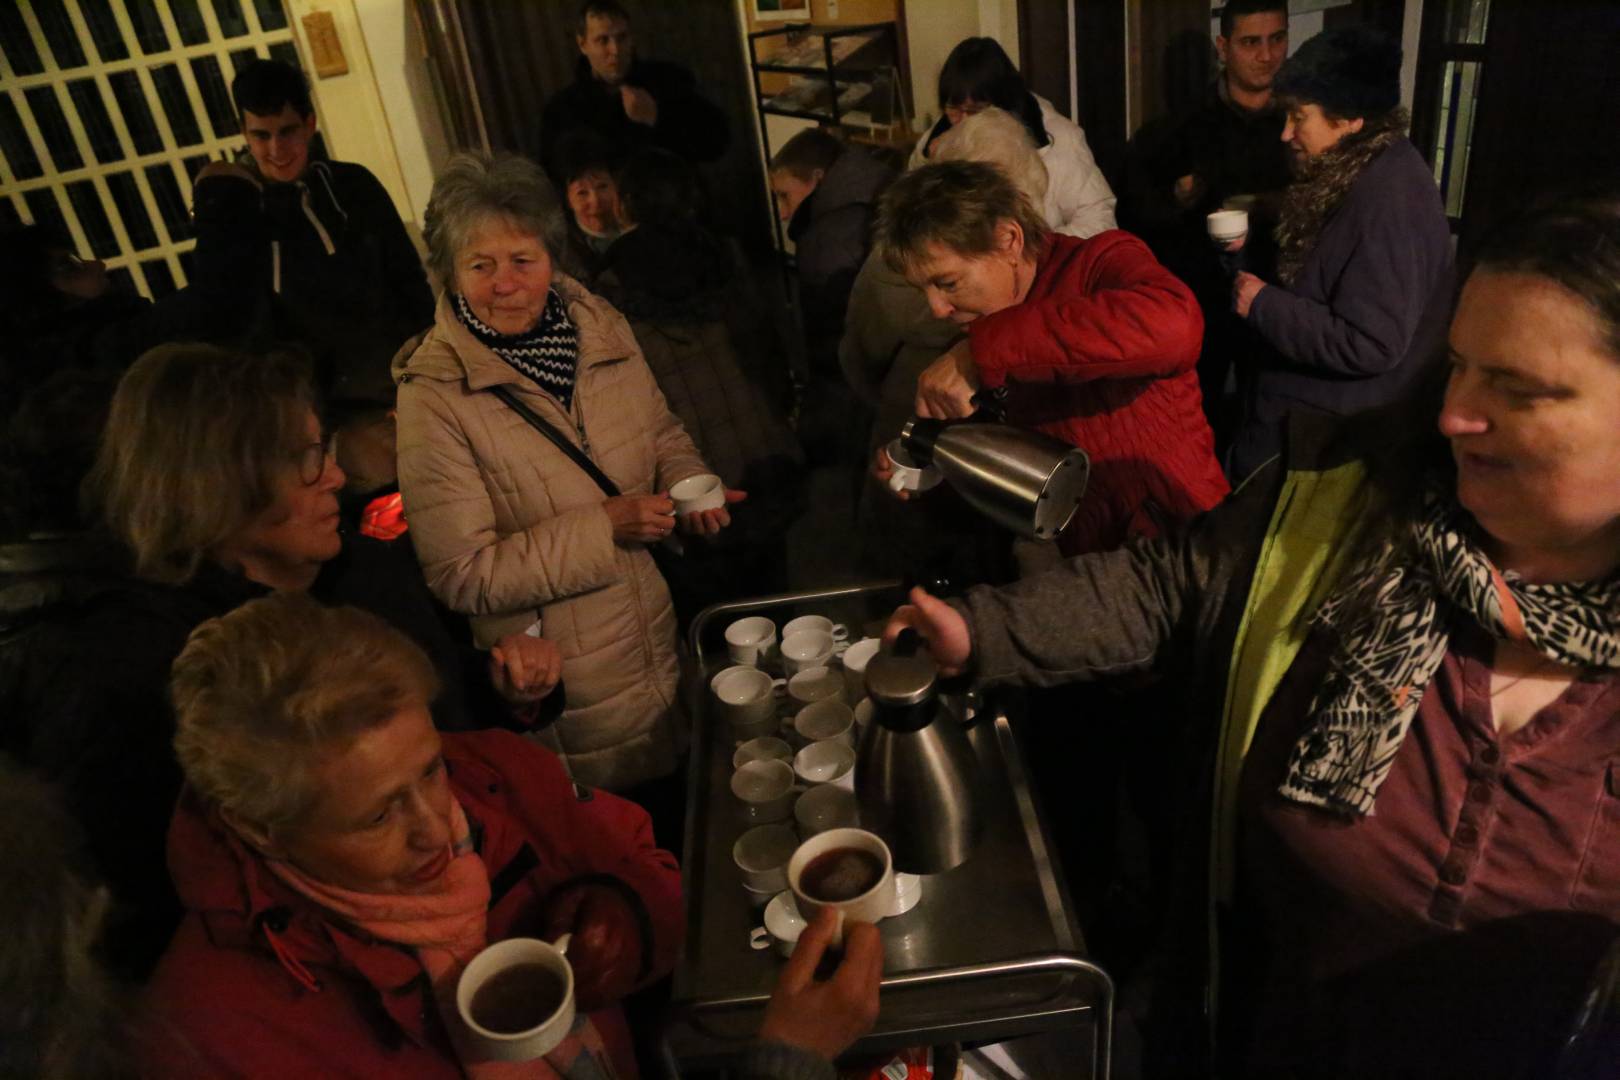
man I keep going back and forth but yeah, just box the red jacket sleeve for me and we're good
[966,231,1203,387]
[477,733,685,986]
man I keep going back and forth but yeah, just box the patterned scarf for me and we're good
[1281,486,1620,816]
[1274,108,1409,286]
[455,289,579,412]
[267,798,620,1079]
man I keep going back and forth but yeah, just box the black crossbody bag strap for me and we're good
[489,384,622,499]
[489,385,687,558]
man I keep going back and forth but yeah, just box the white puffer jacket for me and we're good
[910,95,1118,239]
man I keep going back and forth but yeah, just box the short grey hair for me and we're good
[929,106,1049,209]
[171,595,441,838]
[423,151,568,288]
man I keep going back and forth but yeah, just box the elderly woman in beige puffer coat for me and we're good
[394,151,741,795]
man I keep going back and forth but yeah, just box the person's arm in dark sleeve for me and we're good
[353,167,435,336]
[960,454,1281,690]
[644,63,729,162]
[1246,191,1452,379]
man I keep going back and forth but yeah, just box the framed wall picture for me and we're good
[753,0,812,21]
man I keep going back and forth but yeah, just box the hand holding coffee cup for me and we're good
[787,828,897,944]
[537,880,644,1012]
[1207,209,1249,278]
[756,906,883,1061]
[604,493,677,544]
[669,473,746,537]
[457,935,576,1061]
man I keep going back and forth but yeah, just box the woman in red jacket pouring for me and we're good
[141,594,684,1078]
[874,159,1228,555]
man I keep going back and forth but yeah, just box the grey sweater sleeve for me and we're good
[959,458,1283,690]
[736,1040,838,1080]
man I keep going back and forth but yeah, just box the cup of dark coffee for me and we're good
[456,935,575,1061]
[787,827,896,944]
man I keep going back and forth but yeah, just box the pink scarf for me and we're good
[268,798,621,1080]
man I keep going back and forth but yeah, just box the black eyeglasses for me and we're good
[295,433,337,486]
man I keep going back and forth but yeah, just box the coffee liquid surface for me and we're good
[801,847,883,901]
[470,962,564,1034]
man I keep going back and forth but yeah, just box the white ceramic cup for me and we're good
[853,696,875,733]
[724,616,777,667]
[730,758,797,824]
[742,881,777,909]
[886,438,943,494]
[793,738,857,792]
[787,827,897,944]
[783,614,850,644]
[670,472,725,515]
[888,872,923,916]
[787,666,845,716]
[761,890,808,957]
[733,823,799,893]
[1206,208,1249,245]
[840,637,881,701]
[781,629,838,677]
[794,699,855,748]
[456,935,575,1062]
[795,782,859,836]
[732,736,793,770]
[712,666,786,741]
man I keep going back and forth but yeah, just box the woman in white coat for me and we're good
[909,37,1117,239]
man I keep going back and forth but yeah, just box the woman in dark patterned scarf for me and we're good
[885,189,1620,1079]
[1225,25,1456,482]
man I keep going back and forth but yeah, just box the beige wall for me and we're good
[282,0,446,241]
[352,0,453,228]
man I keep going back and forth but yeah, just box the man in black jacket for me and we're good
[1121,0,1294,452]
[540,1,729,183]
[219,60,434,409]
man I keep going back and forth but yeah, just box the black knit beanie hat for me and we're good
[1274,24,1401,118]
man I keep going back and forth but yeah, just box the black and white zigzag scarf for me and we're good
[453,289,578,411]
[1281,486,1620,816]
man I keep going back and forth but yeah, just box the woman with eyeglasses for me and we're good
[0,342,563,980]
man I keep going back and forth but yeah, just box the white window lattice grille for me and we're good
[0,0,298,299]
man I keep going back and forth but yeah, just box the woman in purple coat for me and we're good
[1228,26,1454,480]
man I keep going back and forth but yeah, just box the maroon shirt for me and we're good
[1232,619,1620,1075]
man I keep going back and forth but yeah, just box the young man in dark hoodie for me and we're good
[539,0,729,183]
[208,60,434,409]
[1120,0,1294,455]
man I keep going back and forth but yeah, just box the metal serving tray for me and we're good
[662,583,1113,1075]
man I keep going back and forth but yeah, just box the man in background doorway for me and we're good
[1120,0,1294,456]
[195,59,433,412]
[540,0,729,183]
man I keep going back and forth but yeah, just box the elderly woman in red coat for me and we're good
[874,159,1228,555]
[140,595,683,1078]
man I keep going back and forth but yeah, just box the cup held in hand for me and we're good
[670,472,725,515]
[1206,209,1249,245]
[456,935,576,1062]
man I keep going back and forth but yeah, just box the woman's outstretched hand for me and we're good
[678,489,747,536]
[882,586,972,677]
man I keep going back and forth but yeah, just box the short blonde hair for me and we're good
[171,595,441,836]
[424,151,568,288]
[930,106,1049,209]
[875,159,1051,278]
[88,343,313,586]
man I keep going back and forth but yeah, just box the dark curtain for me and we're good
[411,0,773,255]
